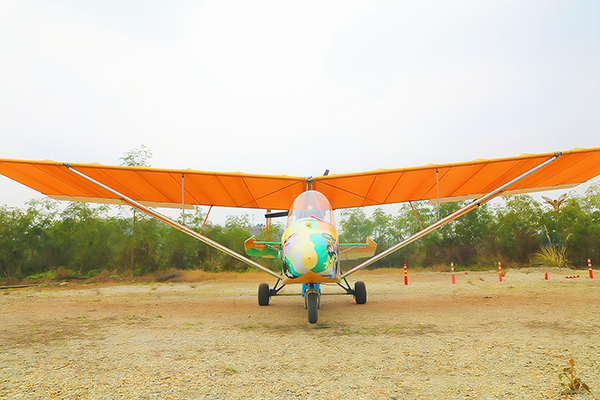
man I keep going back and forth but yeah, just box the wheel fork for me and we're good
[303,284,321,310]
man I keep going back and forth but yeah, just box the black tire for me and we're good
[307,292,318,323]
[258,283,270,306]
[354,281,367,304]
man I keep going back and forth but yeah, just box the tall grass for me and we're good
[532,229,572,270]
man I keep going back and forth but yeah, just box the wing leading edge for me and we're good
[1,147,600,210]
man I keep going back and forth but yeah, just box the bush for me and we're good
[24,271,56,281]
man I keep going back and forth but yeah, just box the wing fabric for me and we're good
[313,148,600,208]
[0,159,305,210]
[1,147,600,210]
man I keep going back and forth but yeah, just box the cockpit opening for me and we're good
[287,190,334,226]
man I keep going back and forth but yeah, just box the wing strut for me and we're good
[436,168,440,220]
[62,163,282,279]
[409,201,424,230]
[340,152,562,279]
[181,173,185,225]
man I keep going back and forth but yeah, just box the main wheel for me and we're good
[307,292,318,323]
[258,283,270,306]
[354,281,367,304]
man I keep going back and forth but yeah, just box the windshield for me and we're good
[287,190,334,226]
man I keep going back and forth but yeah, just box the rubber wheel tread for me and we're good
[354,281,367,304]
[307,292,318,323]
[258,283,270,306]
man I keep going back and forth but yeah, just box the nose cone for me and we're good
[300,243,318,270]
[281,220,339,282]
[286,239,318,275]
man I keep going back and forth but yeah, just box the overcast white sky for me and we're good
[1,1,599,223]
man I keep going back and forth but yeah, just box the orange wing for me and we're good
[0,160,305,210]
[1,147,599,210]
[314,148,600,208]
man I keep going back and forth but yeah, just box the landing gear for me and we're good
[354,281,367,304]
[258,279,286,306]
[258,282,270,306]
[307,292,319,323]
[257,278,365,323]
[304,285,321,324]
[336,278,367,305]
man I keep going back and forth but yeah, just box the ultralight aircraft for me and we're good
[2,147,600,323]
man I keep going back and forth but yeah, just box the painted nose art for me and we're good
[300,243,318,270]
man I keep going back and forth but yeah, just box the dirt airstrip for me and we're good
[1,268,599,399]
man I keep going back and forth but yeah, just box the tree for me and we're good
[494,195,543,265]
[339,208,373,243]
[0,206,31,281]
[545,187,600,265]
[120,145,154,271]
[120,144,153,167]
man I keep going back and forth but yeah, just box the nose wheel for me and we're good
[304,286,321,324]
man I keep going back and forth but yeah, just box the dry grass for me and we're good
[532,234,573,270]
[53,266,72,280]
[531,227,573,270]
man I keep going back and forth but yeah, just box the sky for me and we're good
[1,0,599,224]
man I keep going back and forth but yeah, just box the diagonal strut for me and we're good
[340,152,562,279]
[63,163,281,279]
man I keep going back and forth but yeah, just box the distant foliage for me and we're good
[120,144,153,167]
[339,186,600,270]
[0,199,283,282]
[1,184,600,281]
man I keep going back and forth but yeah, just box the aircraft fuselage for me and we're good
[280,190,340,284]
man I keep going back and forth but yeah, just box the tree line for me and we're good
[0,199,280,282]
[1,183,599,282]
[339,184,600,270]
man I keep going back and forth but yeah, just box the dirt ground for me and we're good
[1,268,599,399]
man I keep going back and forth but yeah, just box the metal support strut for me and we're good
[269,278,286,296]
[63,163,281,279]
[337,276,356,295]
[436,168,440,221]
[340,152,562,279]
[181,173,185,225]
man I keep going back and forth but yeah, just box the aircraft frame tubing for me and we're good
[267,276,357,299]
[63,164,282,280]
[340,152,562,279]
[337,277,357,295]
[269,278,286,296]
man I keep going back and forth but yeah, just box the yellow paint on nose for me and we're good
[301,244,318,270]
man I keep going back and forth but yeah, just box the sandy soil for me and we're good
[1,268,599,399]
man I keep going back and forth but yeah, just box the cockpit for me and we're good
[287,190,335,226]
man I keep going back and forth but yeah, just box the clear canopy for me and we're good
[287,190,334,225]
